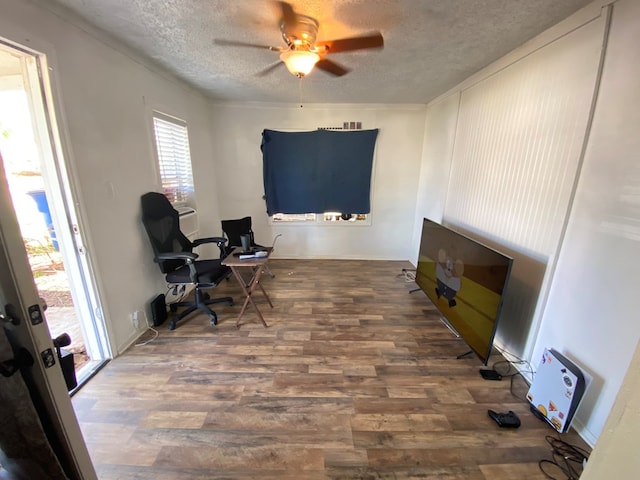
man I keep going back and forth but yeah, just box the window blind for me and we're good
[444,18,602,256]
[152,112,194,204]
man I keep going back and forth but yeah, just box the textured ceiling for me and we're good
[48,0,594,104]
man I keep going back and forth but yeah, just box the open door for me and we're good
[1,150,96,478]
[0,39,111,389]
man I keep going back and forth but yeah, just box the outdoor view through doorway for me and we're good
[0,41,111,390]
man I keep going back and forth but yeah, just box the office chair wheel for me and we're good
[209,313,218,326]
[168,319,177,331]
[169,303,178,313]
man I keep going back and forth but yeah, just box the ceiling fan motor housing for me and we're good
[281,14,319,51]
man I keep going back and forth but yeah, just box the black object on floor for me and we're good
[488,409,521,428]
[151,293,167,327]
[479,368,502,380]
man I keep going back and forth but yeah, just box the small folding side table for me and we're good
[222,247,273,328]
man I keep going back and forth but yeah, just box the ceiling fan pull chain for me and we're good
[299,77,304,108]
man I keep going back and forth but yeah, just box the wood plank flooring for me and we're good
[72,259,589,479]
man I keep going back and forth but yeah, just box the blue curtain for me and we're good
[261,129,379,215]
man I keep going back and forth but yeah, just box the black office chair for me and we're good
[221,216,260,255]
[141,192,233,330]
[221,216,277,277]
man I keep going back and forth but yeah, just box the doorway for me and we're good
[0,40,111,388]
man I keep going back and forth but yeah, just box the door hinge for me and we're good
[28,304,43,325]
[41,348,56,368]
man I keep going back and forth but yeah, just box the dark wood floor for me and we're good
[72,259,588,479]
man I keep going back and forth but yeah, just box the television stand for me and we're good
[438,317,473,360]
[439,316,461,338]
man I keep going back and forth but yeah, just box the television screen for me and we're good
[415,218,513,364]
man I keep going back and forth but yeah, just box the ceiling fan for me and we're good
[214,1,384,78]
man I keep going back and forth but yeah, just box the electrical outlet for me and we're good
[131,310,140,330]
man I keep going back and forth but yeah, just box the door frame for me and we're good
[0,32,114,374]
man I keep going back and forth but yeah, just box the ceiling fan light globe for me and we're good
[280,50,320,77]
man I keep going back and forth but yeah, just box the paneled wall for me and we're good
[445,15,605,355]
[447,17,602,254]
[415,0,640,445]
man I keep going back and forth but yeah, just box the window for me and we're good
[262,121,375,225]
[322,213,368,223]
[261,129,378,216]
[152,112,194,205]
[272,213,317,222]
[272,212,369,225]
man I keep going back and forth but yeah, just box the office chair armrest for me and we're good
[191,236,227,248]
[155,252,198,263]
[155,252,199,282]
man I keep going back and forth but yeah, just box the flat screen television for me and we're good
[415,218,513,364]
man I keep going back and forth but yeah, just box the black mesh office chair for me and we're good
[221,216,276,277]
[221,216,261,255]
[141,192,233,330]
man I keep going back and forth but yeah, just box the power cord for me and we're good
[166,283,187,303]
[492,343,536,377]
[135,328,159,347]
[134,310,159,347]
[490,345,536,401]
[538,435,589,479]
[399,268,416,283]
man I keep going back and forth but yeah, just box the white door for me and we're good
[0,152,96,478]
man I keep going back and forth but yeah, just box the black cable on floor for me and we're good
[491,357,534,402]
[538,435,590,479]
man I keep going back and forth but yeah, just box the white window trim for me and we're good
[270,212,372,226]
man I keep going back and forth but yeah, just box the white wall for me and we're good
[0,0,219,354]
[581,339,640,479]
[411,92,461,251]
[209,103,426,260]
[415,0,639,445]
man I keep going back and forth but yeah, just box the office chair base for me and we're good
[167,295,233,331]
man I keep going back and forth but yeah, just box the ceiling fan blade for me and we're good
[256,61,284,77]
[317,32,384,54]
[214,39,282,51]
[277,1,297,27]
[315,58,350,77]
